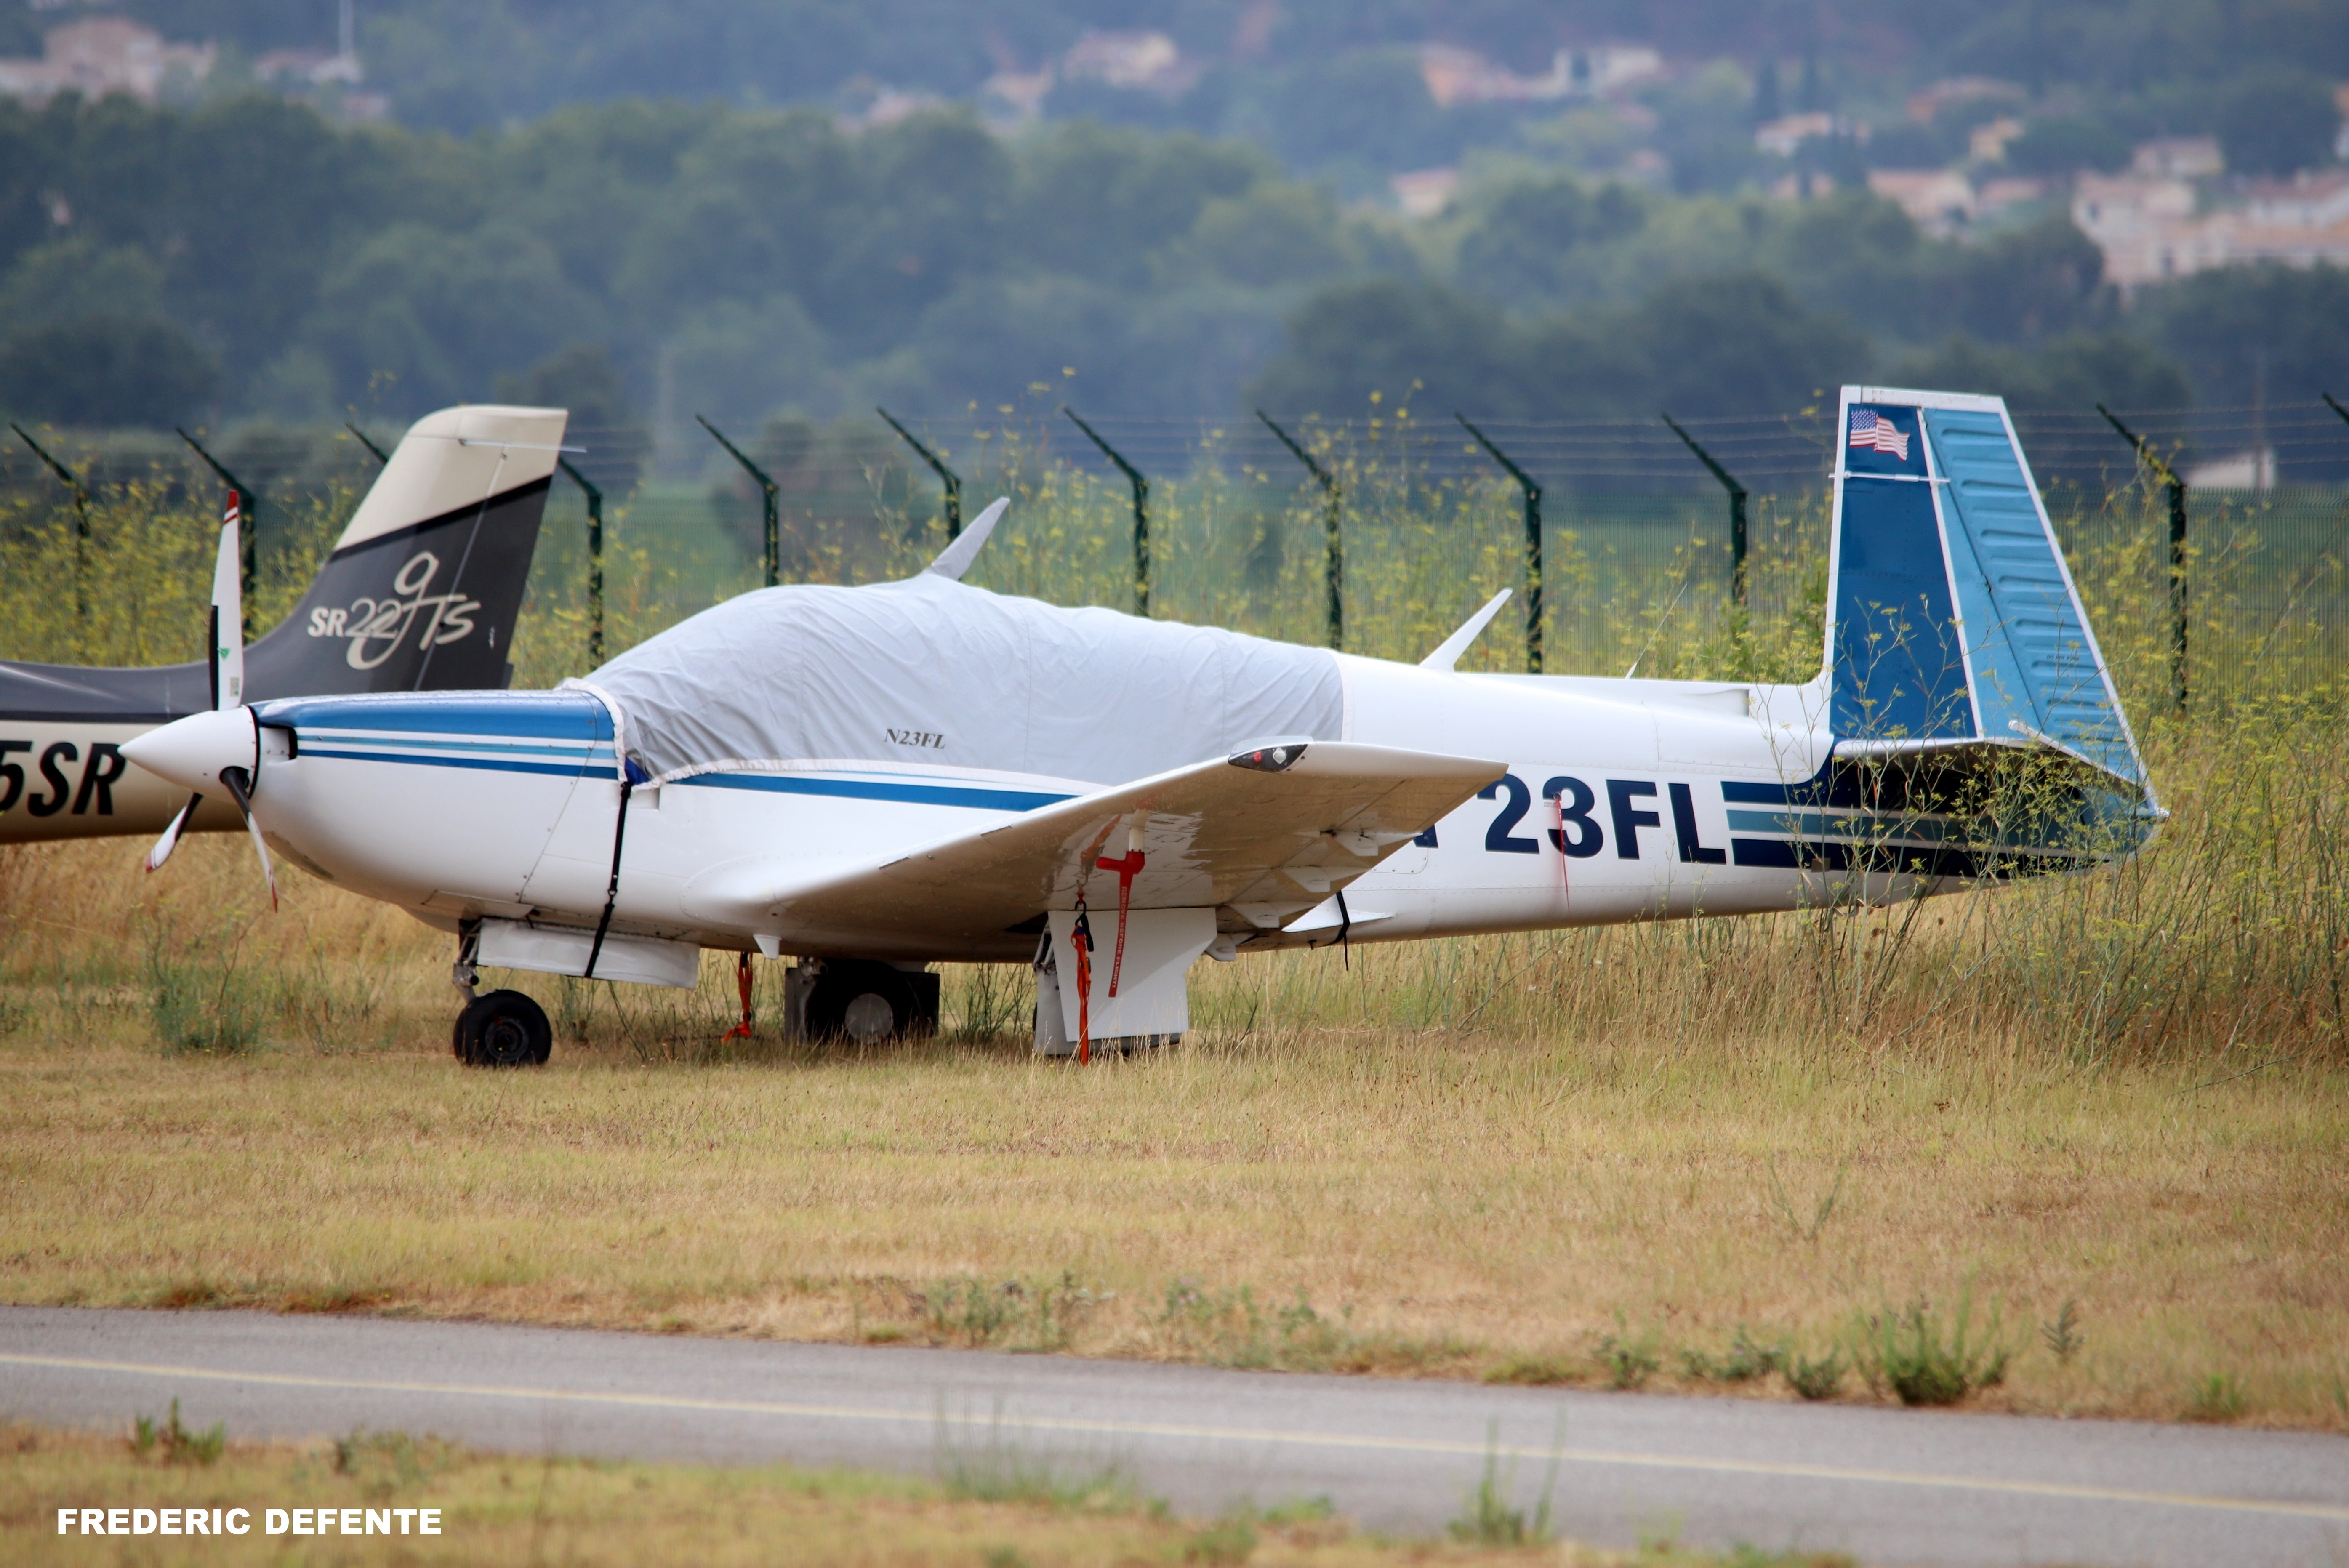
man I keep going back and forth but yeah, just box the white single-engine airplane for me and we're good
[126,388,2157,1065]
[0,405,565,847]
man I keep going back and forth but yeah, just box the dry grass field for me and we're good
[2,709,2344,1436]
[4,1419,1852,1566]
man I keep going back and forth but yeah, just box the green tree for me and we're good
[1893,331,2189,410]
[0,313,221,428]
[1173,183,1358,288]
[1630,271,1867,416]
[2141,262,2349,405]
[0,237,169,327]
[304,221,593,413]
[1246,279,1524,415]
[2214,67,2340,177]
[1004,122,1269,286]
[1933,215,2109,344]
[495,343,648,494]
[1455,176,1646,308]
[2002,115,2131,176]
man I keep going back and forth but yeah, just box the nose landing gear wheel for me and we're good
[456,988,552,1068]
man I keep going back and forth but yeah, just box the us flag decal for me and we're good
[1848,408,1911,460]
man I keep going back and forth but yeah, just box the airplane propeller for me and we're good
[134,494,276,908]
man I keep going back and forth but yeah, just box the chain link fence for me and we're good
[6,405,2347,718]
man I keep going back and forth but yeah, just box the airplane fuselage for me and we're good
[237,657,1972,967]
[0,719,250,841]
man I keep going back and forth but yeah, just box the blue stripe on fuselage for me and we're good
[292,740,1074,810]
[300,747,600,779]
[258,692,613,741]
[677,772,1073,812]
[299,731,610,763]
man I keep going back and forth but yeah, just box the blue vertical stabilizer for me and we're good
[1828,387,2148,799]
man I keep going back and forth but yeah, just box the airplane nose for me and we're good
[121,708,259,794]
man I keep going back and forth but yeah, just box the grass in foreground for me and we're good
[0,849,2344,1434]
[0,1420,1849,1567]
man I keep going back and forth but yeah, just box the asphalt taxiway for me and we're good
[3,1307,2344,1565]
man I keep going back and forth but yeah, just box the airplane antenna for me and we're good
[697,414,779,588]
[1256,411,1343,652]
[12,423,91,623]
[877,407,962,540]
[923,497,1008,581]
[177,426,260,623]
[1625,574,1693,679]
[1063,407,1150,617]
[1455,413,1543,672]
[1420,588,1512,672]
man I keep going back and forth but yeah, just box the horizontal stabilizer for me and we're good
[679,740,1505,953]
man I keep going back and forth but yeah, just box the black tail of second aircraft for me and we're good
[0,405,567,725]
[247,405,567,701]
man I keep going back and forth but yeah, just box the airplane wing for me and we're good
[679,740,1504,954]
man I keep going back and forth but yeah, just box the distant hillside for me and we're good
[3,2,2346,444]
[45,1,2349,179]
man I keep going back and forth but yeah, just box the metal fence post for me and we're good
[12,423,91,624]
[877,407,962,540]
[1256,411,1343,652]
[559,458,606,665]
[697,414,780,588]
[1063,407,1150,617]
[176,427,259,620]
[1660,413,1750,609]
[1454,413,1543,673]
[2098,404,2187,713]
[344,422,390,463]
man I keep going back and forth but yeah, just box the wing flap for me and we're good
[680,741,1504,952]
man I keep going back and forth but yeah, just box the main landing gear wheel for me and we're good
[804,962,917,1043]
[456,988,552,1068]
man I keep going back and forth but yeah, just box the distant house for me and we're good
[1755,111,1840,158]
[1388,168,1459,220]
[2072,174,2202,288]
[1902,76,2024,124]
[252,47,363,89]
[1967,116,2024,165]
[0,18,215,104]
[1417,43,1658,108]
[1062,30,1199,95]
[2075,169,2349,291]
[1867,169,1978,235]
[2132,137,2223,180]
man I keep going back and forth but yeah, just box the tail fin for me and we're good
[244,405,567,699]
[1826,386,2151,805]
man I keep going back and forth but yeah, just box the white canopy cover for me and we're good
[580,572,1347,787]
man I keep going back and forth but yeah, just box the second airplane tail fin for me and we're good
[245,405,568,699]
